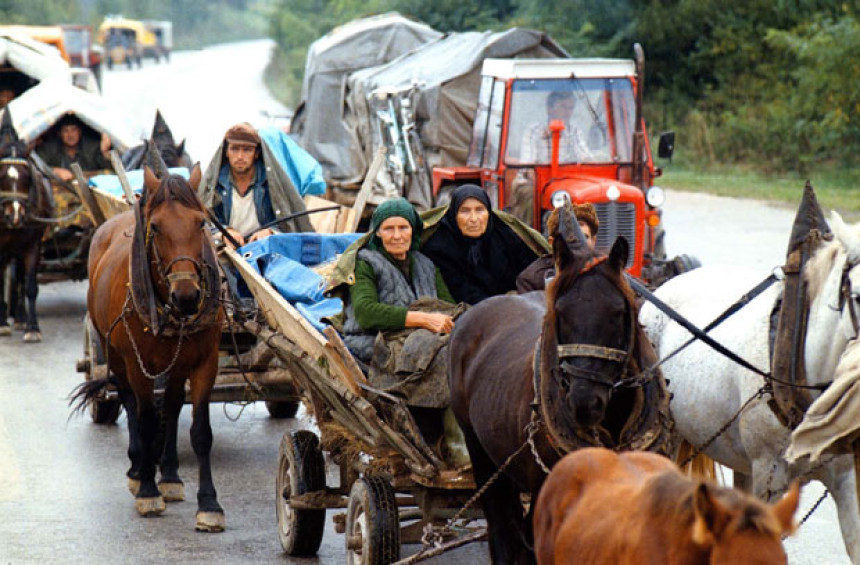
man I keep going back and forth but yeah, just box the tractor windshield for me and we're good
[505,77,636,166]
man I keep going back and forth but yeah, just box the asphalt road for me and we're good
[0,39,850,564]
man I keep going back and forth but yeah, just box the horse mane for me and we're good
[145,174,204,215]
[0,140,28,159]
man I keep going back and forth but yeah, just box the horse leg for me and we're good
[188,354,225,532]
[461,426,533,565]
[819,456,860,564]
[10,259,25,331]
[21,247,40,343]
[119,384,145,495]
[0,258,10,336]
[129,376,166,517]
[158,376,186,502]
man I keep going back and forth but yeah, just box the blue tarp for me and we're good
[258,126,326,197]
[89,167,191,198]
[239,233,361,331]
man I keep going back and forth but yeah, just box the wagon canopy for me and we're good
[290,12,442,182]
[317,26,567,208]
[2,82,136,151]
[0,31,71,90]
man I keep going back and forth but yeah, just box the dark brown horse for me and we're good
[0,110,53,342]
[122,110,192,170]
[533,448,799,565]
[72,164,225,531]
[449,206,669,564]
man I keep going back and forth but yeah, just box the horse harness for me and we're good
[0,157,33,225]
[105,194,221,380]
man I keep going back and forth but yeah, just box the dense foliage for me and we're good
[267,0,858,174]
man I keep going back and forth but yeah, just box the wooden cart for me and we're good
[222,247,482,564]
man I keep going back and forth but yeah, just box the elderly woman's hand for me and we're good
[406,311,455,334]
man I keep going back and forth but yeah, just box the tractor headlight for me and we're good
[551,190,571,208]
[646,186,665,208]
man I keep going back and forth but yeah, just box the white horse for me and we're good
[640,211,860,563]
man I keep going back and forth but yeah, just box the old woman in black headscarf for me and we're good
[422,185,539,305]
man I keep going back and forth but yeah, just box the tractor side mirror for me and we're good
[658,131,675,161]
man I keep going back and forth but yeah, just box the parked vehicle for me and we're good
[61,25,104,87]
[143,20,172,62]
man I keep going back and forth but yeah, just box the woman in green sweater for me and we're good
[341,198,463,449]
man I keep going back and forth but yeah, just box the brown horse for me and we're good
[72,164,225,531]
[449,205,670,564]
[0,109,53,342]
[533,447,800,565]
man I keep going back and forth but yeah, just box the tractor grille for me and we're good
[594,201,636,268]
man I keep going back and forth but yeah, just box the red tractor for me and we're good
[432,45,696,286]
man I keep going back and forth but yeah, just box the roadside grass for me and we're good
[660,160,860,218]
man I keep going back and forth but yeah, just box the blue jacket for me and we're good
[211,160,276,232]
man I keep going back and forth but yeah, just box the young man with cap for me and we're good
[37,114,112,182]
[207,122,278,247]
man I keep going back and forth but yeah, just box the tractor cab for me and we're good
[433,46,684,284]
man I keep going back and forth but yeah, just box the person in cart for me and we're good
[516,202,599,293]
[199,122,320,248]
[421,184,543,305]
[37,114,113,182]
[340,197,465,448]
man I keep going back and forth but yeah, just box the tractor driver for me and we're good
[521,90,593,164]
[37,114,113,182]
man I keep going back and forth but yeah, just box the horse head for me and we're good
[546,204,633,429]
[0,110,33,228]
[693,481,799,564]
[141,164,208,318]
[151,110,189,168]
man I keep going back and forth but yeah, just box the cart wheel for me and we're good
[346,476,400,565]
[83,314,121,425]
[266,400,300,419]
[277,430,326,555]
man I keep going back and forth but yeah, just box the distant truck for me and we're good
[0,25,103,88]
[143,20,172,62]
[99,17,171,69]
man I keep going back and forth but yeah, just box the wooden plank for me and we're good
[350,145,387,232]
[70,163,106,226]
[323,326,368,387]
[303,195,355,234]
[222,247,328,359]
[108,149,137,204]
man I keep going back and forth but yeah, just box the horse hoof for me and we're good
[135,496,166,516]
[195,511,226,532]
[22,331,41,343]
[158,482,185,502]
[127,478,141,496]
[12,322,24,331]
[0,326,10,336]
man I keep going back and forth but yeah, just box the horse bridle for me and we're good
[555,264,636,390]
[838,257,860,340]
[0,157,32,225]
[145,220,210,323]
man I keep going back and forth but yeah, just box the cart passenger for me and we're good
[37,114,113,182]
[516,202,599,293]
[341,197,463,447]
[422,184,540,305]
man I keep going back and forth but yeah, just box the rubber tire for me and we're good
[346,476,400,565]
[266,400,300,419]
[84,314,121,425]
[277,430,326,556]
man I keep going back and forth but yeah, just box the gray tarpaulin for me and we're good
[291,13,441,181]
[0,32,135,149]
[294,19,567,209]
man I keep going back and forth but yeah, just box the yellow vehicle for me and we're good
[98,17,161,69]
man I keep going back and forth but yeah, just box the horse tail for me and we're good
[68,377,115,418]
[675,439,718,481]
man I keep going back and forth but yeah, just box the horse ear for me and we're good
[691,483,729,547]
[143,165,159,194]
[608,236,629,272]
[176,138,185,157]
[772,482,800,535]
[188,162,202,190]
[831,211,860,264]
[0,108,19,146]
[558,203,589,251]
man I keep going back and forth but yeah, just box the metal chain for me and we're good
[121,312,186,380]
[678,385,770,468]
